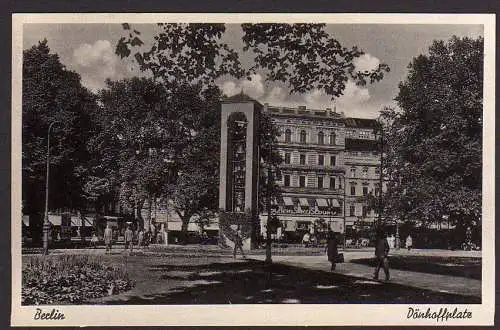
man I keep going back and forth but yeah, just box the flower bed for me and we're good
[22,255,135,305]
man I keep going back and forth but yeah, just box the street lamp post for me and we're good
[342,175,346,247]
[265,140,273,264]
[43,121,60,255]
[395,220,400,250]
[164,157,174,246]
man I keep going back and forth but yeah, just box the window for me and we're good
[285,129,292,143]
[284,175,290,187]
[300,130,307,143]
[317,176,323,189]
[350,167,356,178]
[284,152,291,164]
[362,167,368,178]
[375,184,380,196]
[362,205,368,217]
[330,155,336,166]
[330,177,336,189]
[299,176,306,188]
[349,205,355,216]
[375,167,380,175]
[329,132,336,145]
[299,154,306,165]
[359,130,370,139]
[362,186,368,196]
[318,131,324,145]
[318,154,324,165]
[350,184,356,196]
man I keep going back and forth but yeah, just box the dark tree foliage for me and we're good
[22,40,97,240]
[116,23,245,88]
[241,23,390,97]
[95,77,223,238]
[116,23,389,98]
[382,36,483,229]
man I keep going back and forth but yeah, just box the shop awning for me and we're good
[316,198,329,208]
[298,198,309,207]
[71,216,94,227]
[283,197,294,206]
[48,215,62,226]
[330,199,340,208]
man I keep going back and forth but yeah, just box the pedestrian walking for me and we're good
[406,234,413,251]
[373,229,390,281]
[90,232,99,249]
[124,225,134,253]
[104,223,113,254]
[144,230,151,248]
[302,232,311,248]
[325,230,338,271]
[233,228,246,259]
[137,228,144,249]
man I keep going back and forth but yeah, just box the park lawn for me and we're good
[350,256,481,280]
[88,254,479,305]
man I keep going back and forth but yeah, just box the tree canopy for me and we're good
[116,23,389,97]
[22,40,97,232]
[382,36,483,228]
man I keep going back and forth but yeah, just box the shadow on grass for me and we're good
[351,256,481,280]
[106,260,480,305]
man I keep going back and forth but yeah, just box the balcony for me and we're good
[277,141,344,151]
[280,163,345,173]
[280,186,344,195]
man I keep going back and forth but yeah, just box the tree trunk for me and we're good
[180,213,191,245]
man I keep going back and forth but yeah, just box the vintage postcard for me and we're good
[11,13,495,326]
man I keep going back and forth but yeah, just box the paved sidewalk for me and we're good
[252,254,481,298]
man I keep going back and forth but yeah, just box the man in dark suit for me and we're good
[373,229,390,281]
[325,230,338,271]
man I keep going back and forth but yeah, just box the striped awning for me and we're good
[71,216,94,227]
[283,197,294,206]
[298,198,309,207]
[330,199,340,208]
[316,199,329,208]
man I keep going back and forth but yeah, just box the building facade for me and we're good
[260,104,383,238]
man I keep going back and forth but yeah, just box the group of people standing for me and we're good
[102,223,157,254]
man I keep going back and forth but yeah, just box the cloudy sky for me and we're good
[23,23,483,118]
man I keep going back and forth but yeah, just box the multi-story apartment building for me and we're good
[260,104,382,238]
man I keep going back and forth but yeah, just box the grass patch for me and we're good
[22,255,134,305]
[351,256,481,280]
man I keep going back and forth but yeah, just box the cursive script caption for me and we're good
[33,308,65,320]
[407,307,472,322]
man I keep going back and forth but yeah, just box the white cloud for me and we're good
[72,39,135,91]
[221,74,266,100]
[266,86,287,103]
[301,80,372,116]
[353,53,380,73]
[219,74,380,118]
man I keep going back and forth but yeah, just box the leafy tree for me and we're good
[95,77,173,228]
[22,40,97,242]
[116,23,389,97]
[382,36,483,231]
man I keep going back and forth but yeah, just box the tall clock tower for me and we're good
[219,92,261,249]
